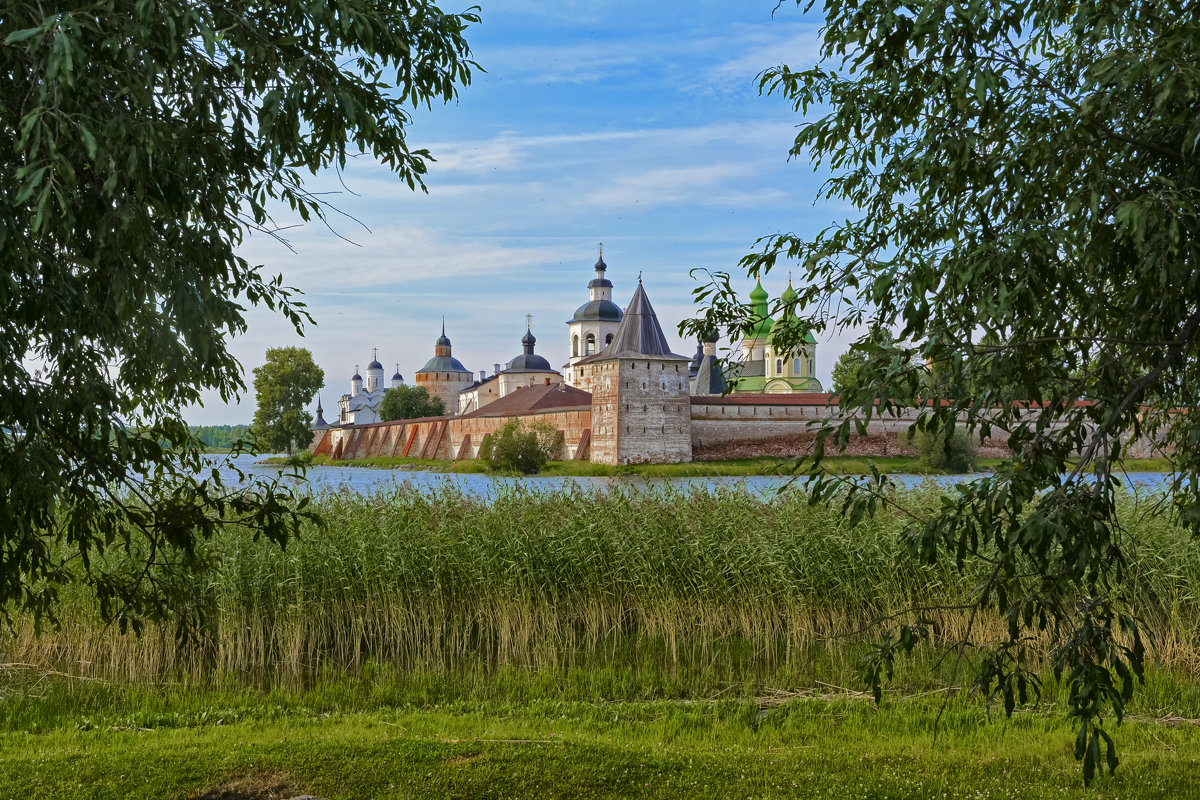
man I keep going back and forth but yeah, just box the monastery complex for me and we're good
[311,253,931,465]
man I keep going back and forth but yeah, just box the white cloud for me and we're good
[238,224,585,291]
[585,163,751,207]
[703,25,825,89]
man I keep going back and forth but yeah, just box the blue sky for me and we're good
[189,0,859,424]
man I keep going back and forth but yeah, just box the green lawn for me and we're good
[3,691,1198,799]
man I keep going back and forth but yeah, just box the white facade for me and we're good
[564,252,623,387]
[338,355,404,424]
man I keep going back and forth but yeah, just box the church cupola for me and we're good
[391,364,404,389]
[350,365,363,396]
[435,319,452,357]
[566,244,624,382]
[365,349,385,392]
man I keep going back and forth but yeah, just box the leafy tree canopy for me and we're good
[2,1,476,632]
[378,384,445,421]
[251,348,324,457]
[190,425,251,451]
[478,418,558,474]
[687,0,1200,783]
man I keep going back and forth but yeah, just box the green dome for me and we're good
[750,314,774,339]
[747,279,773,339]
[780,281,817,343]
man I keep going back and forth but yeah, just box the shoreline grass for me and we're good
[285,453,1175,476]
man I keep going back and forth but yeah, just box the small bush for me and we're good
[914,427,978,473]
[485,419,558,474]
[286,450,314,468]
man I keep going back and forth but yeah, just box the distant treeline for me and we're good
[190,424,250,450]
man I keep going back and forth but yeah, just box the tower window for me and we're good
[586,333,596,355]
[776,359,783,375]
[572,335,579,357]
[793,357,802,374]
[605,333,614,345]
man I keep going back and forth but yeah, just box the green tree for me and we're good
[830,348,867,397]
[831,327,896,396]
[2,2,476,631]
[688,0,1199,782]
[251,348,324,457]
[378,385,446,421]
[479,418,557,474]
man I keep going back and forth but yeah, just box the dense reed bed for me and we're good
[6,485,1200,687]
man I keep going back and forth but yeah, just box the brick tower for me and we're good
[580,278,692,464]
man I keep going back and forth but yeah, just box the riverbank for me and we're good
[270,453,1172,476]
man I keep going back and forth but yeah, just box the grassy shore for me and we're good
[295,453,1174,476]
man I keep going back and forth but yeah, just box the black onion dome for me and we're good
[587,252,613,288]
[436,332,451,347]
[507,352,553,372]
[392,370,404,381]
[367,359,383,370]
[571,298,623,322]
[352,371,362,380]
[521,329,536,347]
[705,328,721,343]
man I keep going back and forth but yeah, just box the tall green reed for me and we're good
[7,485,1198,687]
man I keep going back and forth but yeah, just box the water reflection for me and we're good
[206,454,1169,497]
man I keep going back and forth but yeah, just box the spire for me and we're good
[597,281,684,359]
[595,242,606,271]
[314,395,329,427]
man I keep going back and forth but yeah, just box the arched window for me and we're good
[586,333,596,355]
[776,359,783,375]
[808,356,816,376]
[572,334,579,357]
[793,357,802,374]
[605,332,614,345]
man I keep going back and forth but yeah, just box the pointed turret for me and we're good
[596,279,681,359]
[313,396,331,429]
[692,329,728,395]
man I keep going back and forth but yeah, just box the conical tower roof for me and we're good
[588,280,685,360]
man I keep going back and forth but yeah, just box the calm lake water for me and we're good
[206,454,1170,497]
